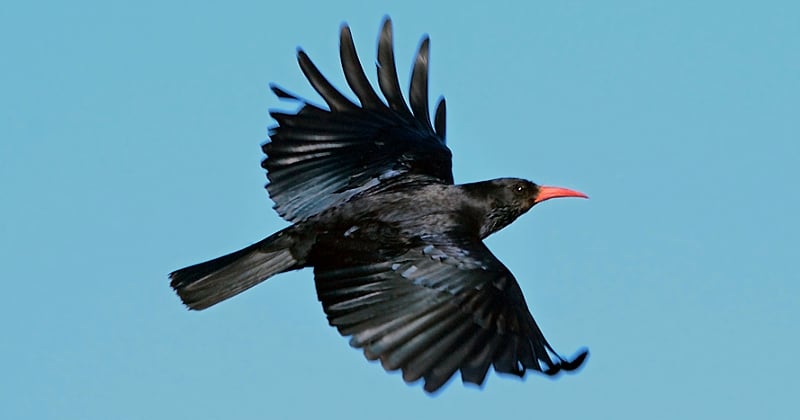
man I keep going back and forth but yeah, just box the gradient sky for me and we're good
[2,1,798,419]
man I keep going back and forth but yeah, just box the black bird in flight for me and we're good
[171,18,588,393]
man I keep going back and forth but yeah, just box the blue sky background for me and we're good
[2,1,798,419]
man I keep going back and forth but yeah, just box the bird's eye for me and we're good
[513,184,526,194]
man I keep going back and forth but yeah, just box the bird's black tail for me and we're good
[170,228,303,310]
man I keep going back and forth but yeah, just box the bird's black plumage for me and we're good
[170,18,587,393]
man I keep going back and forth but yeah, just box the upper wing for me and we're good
[264,18,453,223]
[312,231,588,393]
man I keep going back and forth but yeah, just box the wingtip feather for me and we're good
[410,36,432,131]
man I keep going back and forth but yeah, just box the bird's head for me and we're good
[466,178,588,238]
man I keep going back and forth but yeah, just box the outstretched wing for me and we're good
[311,230,588,393]
[264,18,453,223]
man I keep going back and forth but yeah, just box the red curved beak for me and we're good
[534,186,589,204]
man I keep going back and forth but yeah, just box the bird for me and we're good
[170,17,589,394]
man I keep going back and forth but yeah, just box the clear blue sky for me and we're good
[2,1,798,419]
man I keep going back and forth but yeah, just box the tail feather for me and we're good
[170,232,302,310]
